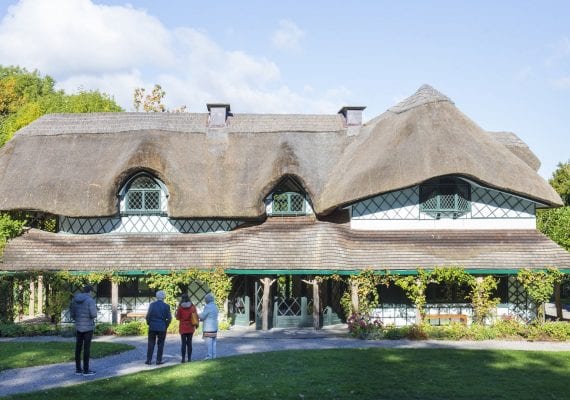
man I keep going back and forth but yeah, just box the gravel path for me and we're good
[2,325,570,397]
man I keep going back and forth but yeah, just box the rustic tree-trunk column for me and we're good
[260,277,276,331]
[29,279,35,318]
[312,281,320,329]
[37,275,44,316]
[555,282,563,320]
[111,281,119,324]
[350,279,359,315]
[17,283,24,321]
[302,279,321,329]
[415,278,423,324]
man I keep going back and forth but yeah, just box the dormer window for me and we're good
[273,192,306,215]
[419,177,471,219]
[268,177,311,216]
[124,175,162,215]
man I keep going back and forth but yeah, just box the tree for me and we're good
[549,161,570,206]
[0,65,123,146]
[133,84,186,113]
[0,65,123,264]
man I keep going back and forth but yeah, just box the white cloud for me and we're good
[0,0,345,113]
[0,0,173,75]
[271,19,305,51]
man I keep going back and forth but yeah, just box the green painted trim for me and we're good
[2,268,570,277]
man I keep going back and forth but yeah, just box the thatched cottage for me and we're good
[1,85,568,327]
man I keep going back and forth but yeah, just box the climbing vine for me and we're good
[340,269,389,316]
[517,267,563,323]
[469,276,500,324]
[393,269,431,322]
[144,267,232,313]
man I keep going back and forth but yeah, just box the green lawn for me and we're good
[0,341,134,371]
[4,348,570,400]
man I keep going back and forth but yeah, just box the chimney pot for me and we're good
[207,103,231,127]
[338,106,366,126]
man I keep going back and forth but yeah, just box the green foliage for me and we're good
[145,268,232,314]
[0,213,25,255]
[0,322,60,337]
[537,207,570,251]
[378,320,570,341]
[0,65,122,146]
[549,160,570,206]
[115,321,147,336]
[347,313,383,339]
[393,269,431,320]
[94,323,116,336]
[517,268,563,322]
[469,276,500,324]
[341,269,388,316]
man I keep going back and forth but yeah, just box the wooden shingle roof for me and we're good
[3,218,569,272]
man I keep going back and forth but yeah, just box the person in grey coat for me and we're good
[70,284,98,376]
[199,293,219,360]
[145,290,172,365]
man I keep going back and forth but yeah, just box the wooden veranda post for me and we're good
[302,279,321,329]
[37,275,43,316]
[111,281,119,324]
[555,282,563,320]
[29,279,35,317]
[350,279,359,314]
[260,277,276,331]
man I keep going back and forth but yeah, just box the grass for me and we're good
[0,341,134,371]
[4,348,570,400]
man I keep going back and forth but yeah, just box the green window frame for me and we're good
[125,176,162,214]
[419,178,471,219]
[272,192,306,215]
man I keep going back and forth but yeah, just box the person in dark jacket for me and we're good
[175,293,198,363]
[145,290,172,365]
[70,284,98,376]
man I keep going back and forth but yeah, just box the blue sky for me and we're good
[0,0,568,179]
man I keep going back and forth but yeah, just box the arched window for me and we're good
[124,175,162,214]
[270,177,309,216]
[419,177,471,219]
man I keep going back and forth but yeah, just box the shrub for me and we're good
[115,321,147,336]
[347,313,383,339]
[94,323,115,336]
[406,324,428,340]
[383,326,408,340]
[0,322,60,337]
[527,322,570,341]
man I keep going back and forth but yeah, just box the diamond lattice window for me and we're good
[125,176,162,214]
[420,178,471,219]
[272,192,306,215]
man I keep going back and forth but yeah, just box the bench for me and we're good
[425,314,468,325]
[120,312,147,323]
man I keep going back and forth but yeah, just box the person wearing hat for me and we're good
[70,284,98,376]
[145,290,172,365]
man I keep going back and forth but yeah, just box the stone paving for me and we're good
[2,325,570,397]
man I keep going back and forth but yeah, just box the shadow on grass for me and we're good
[5,348,570,400]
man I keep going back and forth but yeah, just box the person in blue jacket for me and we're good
[145,290,172,365]
[70,284,98,376]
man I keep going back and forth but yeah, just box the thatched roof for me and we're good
[0,85,561,218]
[3,218,570,271]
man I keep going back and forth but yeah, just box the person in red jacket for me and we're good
[175,294,198,363]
